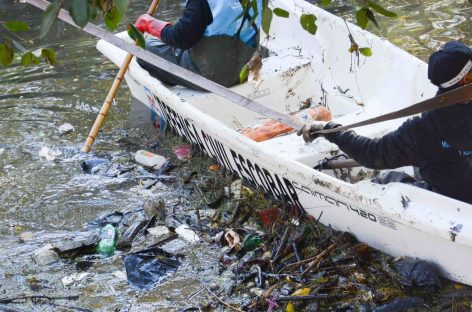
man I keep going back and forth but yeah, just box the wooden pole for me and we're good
[81,0,161,153]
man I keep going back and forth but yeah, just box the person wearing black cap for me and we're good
[298,40,472,204]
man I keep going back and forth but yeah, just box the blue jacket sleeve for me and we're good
[161,0,213,50]
[324,119,421,169]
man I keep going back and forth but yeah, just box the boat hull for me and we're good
[97,0,472,285]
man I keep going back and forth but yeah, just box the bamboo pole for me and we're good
[81,0,161,153]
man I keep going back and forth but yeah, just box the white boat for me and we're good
[97,0,472,285]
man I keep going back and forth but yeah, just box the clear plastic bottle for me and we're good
[97,224,118,256]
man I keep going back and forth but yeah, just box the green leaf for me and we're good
[41,2,62,39]
[88,3,98,20]
[116,0,129,14]
[239,64,249,84]
[367,1,398,18]
[104,6,122,31]
[356,8,368,29]
[320,0,332,5]
[300,13,317,35]
[359,47,373,57]
[365,8,379,28]
[6,20,30,32]
[0,44,14,67]
[21,51,41,67]
[273,8,289,18]
[41,48,57,64]
[261,7,273,34]
[70,0,89,28]
[127,23,145,49]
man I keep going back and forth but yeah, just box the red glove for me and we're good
[135,14,171,39]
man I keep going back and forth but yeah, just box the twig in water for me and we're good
[204,287,244,312]
[0,295,80,304]
[292,242,304,274]
[301,243,337,276]
[187,287,205,302]
[274,294,329,302]
[195,183,209,205]
[271,225,292,263]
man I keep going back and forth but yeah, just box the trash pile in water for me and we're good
[184,178,447,311]
[6,134,472,311]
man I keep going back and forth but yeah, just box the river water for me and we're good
[0,0,471,311]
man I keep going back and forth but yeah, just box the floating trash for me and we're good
[172,145,192,160]
[58,123,75,135]
[38,146,62,161]
[124,247,181,289]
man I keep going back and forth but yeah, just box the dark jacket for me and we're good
[161,0,213,50]
[324,100,472,204]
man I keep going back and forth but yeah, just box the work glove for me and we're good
[135,14,171,39]
[297,121,328,143]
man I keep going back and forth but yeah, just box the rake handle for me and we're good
[81,0,160,153]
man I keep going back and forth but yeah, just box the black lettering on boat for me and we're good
[254,163,271,194]
[325,196,336,205]
[282,178,303,210]
[145,90,396,231]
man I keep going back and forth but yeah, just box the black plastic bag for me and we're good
[124,247,181,289]
[393,258,441,292]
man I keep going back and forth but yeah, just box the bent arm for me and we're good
[161,0,213,50]
[324,120,420,169]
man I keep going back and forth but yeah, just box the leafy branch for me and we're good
[0,0,130,68]
[256,0,397,57]
[1,0,397,69]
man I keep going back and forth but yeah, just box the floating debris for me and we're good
[58,123,75,135]
[135,150,167,168]
[172,144,192,160]
[38,146,62,161]
[124,247,181,289]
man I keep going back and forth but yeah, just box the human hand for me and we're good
[135,14,171,39]
[296,121,328,143]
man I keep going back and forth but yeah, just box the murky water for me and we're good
[0,0,471,311]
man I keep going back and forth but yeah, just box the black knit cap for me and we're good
[428,41,472,91]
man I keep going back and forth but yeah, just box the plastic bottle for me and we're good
[135,150,167,168]
[97,224,118,256]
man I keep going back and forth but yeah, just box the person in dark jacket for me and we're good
[298,41,472,204]
[134,0,262,89]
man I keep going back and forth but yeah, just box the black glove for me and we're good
[297,121,328,143]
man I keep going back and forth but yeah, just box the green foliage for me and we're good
[21,51,41,67]
[356,8,369,29]
[104,6,123,31]
[359,47,372,56]
[239,64,249,84]
[365,8,379,28]
[127,23,145,49]
[6,20,29,32]
[355,2,396,30]
[300,13,317,35]
[41,2,61,39]
[40,48,57,64]
[261,7,273,34]
[88,3,98,20]
[273,8,289,18]
[367,1,398,18]
[321,0,332,5]
[70,0,89,28]
[0,43,14,67]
